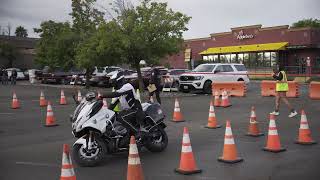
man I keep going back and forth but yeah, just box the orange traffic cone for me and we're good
[263,114,286,152]
[295,110,316,145]
[172,98,184,122]
[11,92,20,109]
[220,90,231,108]
[127,136,144,180]
[44,101,58,127]
[246,106,264,137]
[218,120,243,163]
[205,99,222,129]
[103,98,108,108]
[60,144,76,180]
[213,91,221,107]
[77,90,82,102]
[60,90,67,105]
[175,127,202,175]
[39,91,47,107]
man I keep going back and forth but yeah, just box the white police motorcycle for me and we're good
[71,92,168,167]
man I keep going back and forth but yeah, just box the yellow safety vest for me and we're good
[276,71,289,92]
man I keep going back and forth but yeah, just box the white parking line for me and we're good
[15,161,59,167]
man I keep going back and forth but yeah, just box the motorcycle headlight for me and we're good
[194,76,204,80]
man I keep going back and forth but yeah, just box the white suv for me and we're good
[179,63,250,93]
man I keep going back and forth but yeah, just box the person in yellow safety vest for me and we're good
[270,67,298,118]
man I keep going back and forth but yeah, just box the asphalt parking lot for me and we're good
[0,82,319,180]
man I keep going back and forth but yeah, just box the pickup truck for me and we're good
[38,68,85,84]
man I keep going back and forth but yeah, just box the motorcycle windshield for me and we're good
[72,101,87,122]
[72,99,103,122]
[144,103,165,122]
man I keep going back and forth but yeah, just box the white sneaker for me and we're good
[270,111,280,116]
[288,111,298,118]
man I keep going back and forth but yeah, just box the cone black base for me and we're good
[218,157,243,163]
[295,140,317,145]
[172,120,185,122]
[44,124,59,127]
[204,125,222,129]
[174,168,202,175]
[246,133,264,137]
[263,147,286,153]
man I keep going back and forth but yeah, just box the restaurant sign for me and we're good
[237,30,254,40]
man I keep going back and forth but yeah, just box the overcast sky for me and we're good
[0,0,319,39]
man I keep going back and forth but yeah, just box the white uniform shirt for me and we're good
[116,83,137,110]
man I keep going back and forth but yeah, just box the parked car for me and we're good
[128,67,168,89]
[179,63,249,94]
[6,68,26,80]
[69,69,86,85]
[92,66,121,76]
[89,66,122,86]
[89,69,135,87]
[24,69,42,80]
[163,69,190,89]
[38,67,85,84]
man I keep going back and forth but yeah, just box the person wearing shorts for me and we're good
[270,67,298,118]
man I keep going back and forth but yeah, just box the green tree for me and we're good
[34,0,104,72]
[0,42,16,68]
[34,20,79,70]
[15,26,28,37]
[70,0,104,38]
[112,0,191,90]
[75,21,124,86]
[291,18,320,28]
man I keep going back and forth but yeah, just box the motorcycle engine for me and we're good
[113,123,127,136]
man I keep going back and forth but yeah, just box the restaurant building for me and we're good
[0,35,38,69]
[162,24,320,74]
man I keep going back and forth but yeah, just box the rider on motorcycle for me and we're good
[99,71,147,133]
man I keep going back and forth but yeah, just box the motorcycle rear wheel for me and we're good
[72,135,108,167]
[145,128,168,152]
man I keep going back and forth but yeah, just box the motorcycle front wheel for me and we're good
[72,135,108,167]
[145,128,168,152]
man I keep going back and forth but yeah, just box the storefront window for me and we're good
[243,53,249,67]
[213,55,219,63]
[271,52,277,66]
[249,53,257,67]
[203,56,208,61]
[238,54,244,64]
[220,55,226,63]
[264,52,271,67]
[231,54,237,63]
[257,52,264,67]
[225,54,231,63]
[208,55,214,61]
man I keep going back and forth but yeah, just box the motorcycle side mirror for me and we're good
[72,94,80,105]
[85,92,96,101]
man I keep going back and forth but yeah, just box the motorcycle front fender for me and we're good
[73,135,87,148]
